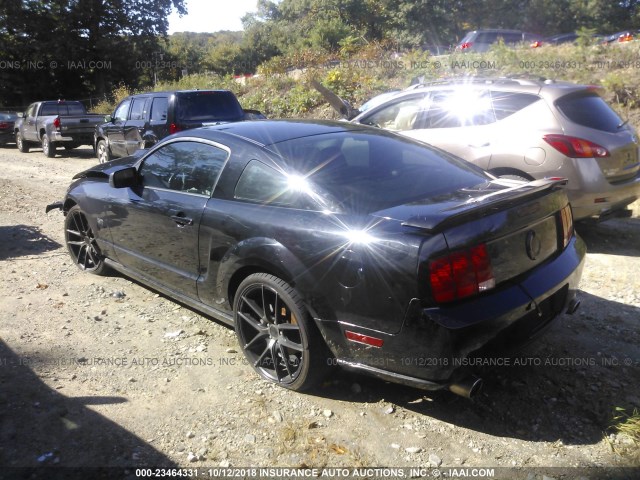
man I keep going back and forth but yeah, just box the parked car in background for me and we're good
[602,30,634,44]
[542,32,603,46]
[315,77,640,221]
[94,89,264,163]
[14,100,105,157]
[0,112,18,145]
[47,120,585,396]
[455,29,543,52]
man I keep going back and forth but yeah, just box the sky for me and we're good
[168,0,258,34]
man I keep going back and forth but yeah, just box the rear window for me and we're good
[40,103,86,116]
[176,91,244,123]
[268,131,490,213]
[555,93,624,133]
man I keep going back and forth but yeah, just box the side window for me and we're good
[361,95,428,131]
[139,141,228,196]
[421,90,495,128]
[235,160,314,209]
[150,97,169,123]
[114,99,131,122]
[490,91,539,121]
[27,104,38,117]
[129,98,147,120]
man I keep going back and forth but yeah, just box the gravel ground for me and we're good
[0,145,639,479]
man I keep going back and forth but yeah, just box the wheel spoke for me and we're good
[66,240,85,246]
[273,293,280,325]
[254,343,272,368]
[270,342,282,381]
[237,310,265,333]
[66,228,82,238]
[242,295,264,321]
[278,335,303,352]
[244,331,269,351]
[277,343,294,379]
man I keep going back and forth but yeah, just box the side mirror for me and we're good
[109,167,140,188]
[104,114,113,123]
[17,112,24,118]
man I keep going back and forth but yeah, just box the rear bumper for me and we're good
[50,132,94,144]
[319,234,586,390]
[554,158,640,220]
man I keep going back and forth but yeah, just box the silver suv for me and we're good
[347,78,640,221]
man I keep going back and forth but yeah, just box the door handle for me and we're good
[170,212,193,226]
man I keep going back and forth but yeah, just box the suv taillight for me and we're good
[560,204,573,248]
[460,42,473,50]
[169,123,181,134]
[429,244,495,303]
[543,134,609,158]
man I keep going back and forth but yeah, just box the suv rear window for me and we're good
[555,93,624,133]
[176,91,244,123]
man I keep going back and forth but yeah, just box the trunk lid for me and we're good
[373,178,571,298]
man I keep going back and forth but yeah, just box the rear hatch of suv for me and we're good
[173,90,245,130]
[553,90,639,183]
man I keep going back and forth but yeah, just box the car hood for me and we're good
[371,178,567,233]
[72,154,142,180]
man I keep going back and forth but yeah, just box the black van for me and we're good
[94,90,264,163]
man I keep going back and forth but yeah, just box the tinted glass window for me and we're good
[270,131,489,213]
[40,103,85,116]
[150,97,168,122]
[490,91,539,120]
[140,141,228,196]
[129,98,147,120]
[114,100,131,122]
[555,93,624,133]
[176,91,244,123]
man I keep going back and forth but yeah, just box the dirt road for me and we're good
[1,145,639,479]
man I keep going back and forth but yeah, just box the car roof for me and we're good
[190,119,372,146]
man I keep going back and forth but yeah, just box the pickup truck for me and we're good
[15,100,105,157]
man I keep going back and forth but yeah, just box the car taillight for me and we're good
[169,123,181,134]
[619,33,633,42]
[543,134,609,158]
[53,116,61,130]
[560,204,573,248]
[460,42,472,50]
[0,122,8,129]
[531,41,542,48]
[429,243,495,303]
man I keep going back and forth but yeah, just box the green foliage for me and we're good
[606,407,640,462]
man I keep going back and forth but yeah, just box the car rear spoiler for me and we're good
[401,178,569,233]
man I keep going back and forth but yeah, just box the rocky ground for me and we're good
[0,145,639,479]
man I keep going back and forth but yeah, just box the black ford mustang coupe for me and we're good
[49,120,585,397]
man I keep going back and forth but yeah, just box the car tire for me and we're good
[234,273,330,391]
[42,135,56,158]
[16,132,29,153]
[64,205,109,275]
[97,140,111,164]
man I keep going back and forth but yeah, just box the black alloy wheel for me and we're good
[64,205,108,275]
[234,273,328,391]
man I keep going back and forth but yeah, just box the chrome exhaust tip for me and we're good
[566,298,581,315]
[449,376,483,399]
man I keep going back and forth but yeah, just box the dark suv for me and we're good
[94,89,263,163]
